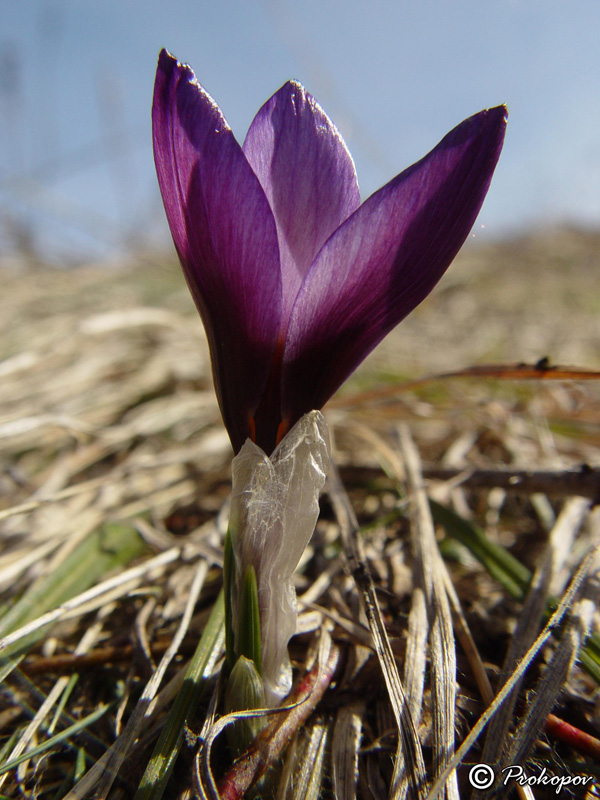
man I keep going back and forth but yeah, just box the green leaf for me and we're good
[237,565,262,674]
[223,527,235,672]
[430,499,530,598]
[431,499,600,683]
[224,655,267,755]
[0,523,146,644]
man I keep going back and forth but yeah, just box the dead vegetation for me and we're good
[0,229,599,799]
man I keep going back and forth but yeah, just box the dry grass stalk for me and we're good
[64,559,209,800]
[426,545,599,800]
[327,462,427,800]
[399,425,459,800]
[481,497,592,773]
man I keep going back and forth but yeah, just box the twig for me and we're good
[340,464,600,501]
[335,361,600,410]
[422,465,600,501]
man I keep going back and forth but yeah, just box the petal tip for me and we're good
[157,48,178,76]
[286,78,307,93]
[156,48,199,89]
[488,103,509,124]
[480,103,509,132]
[269,79,310,109]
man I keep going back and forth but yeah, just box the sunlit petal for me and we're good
[243,80,360,321]
[152,49,283,451]
[281,106,508,422]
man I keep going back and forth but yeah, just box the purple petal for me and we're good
[152,50,282,452]
[243,81,360,320]
[281,105,508,421]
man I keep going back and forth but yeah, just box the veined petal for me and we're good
[282,105,507,420]
[152,50,282,452]
[243,81,360,320]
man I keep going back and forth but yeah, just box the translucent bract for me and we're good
[228,410,330,704]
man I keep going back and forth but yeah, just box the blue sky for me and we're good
[1,0,599,261]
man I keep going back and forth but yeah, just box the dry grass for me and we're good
[0,229,599,799]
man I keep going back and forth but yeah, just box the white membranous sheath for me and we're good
[228,410,330,705]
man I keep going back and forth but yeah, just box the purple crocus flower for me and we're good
[153,50,507,454]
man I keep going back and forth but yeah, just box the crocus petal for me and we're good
[281,105,508,421]
[152,50,282,452]
[243,81,361,320]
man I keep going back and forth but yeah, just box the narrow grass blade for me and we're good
[288,720,329,800]
[328,462,427,800]
[431,499,600,683]
[0,613,108,794]
[0,545,178,662]
[0,703,110,776]
[482,497,591,773]
[133,590,225,800]
[0,523,146,656]
[332,701,363,800]
[64,559,212,800]
[425,546,596,800]
[400,426,458,800]
[429,500,530,597]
